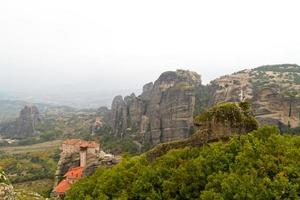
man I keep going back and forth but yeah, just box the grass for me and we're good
[15,188,46,200]
[0,140,62,154]
[14,178,54,198]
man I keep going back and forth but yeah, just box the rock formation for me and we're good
[110,70,201,146]
[0,105,41,139]
[194,102,259,137]
[104,64,300,148]
[208,64,300,128]
[0,170,15,200]
[146,102,258,160]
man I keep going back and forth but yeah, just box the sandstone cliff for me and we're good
[104,64,300,148]
[110,70,201,146]
[146,102,258,160]
[208,64,300,128]
[0,105,41,139]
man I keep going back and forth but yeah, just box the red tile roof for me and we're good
[64,167,84,179]
[54,167,85,194]
[63,139,99,148]
[54,179,71,194]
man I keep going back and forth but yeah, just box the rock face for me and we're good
[208,64,300,128]
[0,170,15,200]
[54,153,80,186]
[146,102,258,160]
[106,64,300,148]
[194,102,259,137]
[111,70,201,146]
[0,105,41,139]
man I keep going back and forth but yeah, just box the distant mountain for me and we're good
[0,99,74,122]
[0,100,88,139]
[0,100,29,122]
[0,88,136,109]
[0,105,41,139]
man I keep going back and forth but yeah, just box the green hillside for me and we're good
[65,126,300,200]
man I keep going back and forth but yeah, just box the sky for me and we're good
[0,0,300,107]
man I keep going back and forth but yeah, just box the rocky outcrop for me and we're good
[0,105,41,139]
[54,153,80,186]
[84,151,121,176]
[106,64,300,148]
[0,170,15,200]
[208,64,300,128]
[194,102,259,136]
[146,102,258,160]
[111,70,201,146]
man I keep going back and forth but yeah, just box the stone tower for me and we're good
[79,146,87,167]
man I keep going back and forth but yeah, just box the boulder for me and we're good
[0,170,15,200]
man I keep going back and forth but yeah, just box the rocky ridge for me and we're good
[104,64,300,148]
[209,64,300,127]
[110,70,201,146]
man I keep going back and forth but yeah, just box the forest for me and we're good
[66,126,300,200]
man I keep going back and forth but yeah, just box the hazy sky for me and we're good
[1,0,300,106]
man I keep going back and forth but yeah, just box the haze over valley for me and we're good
[1,0,300,199]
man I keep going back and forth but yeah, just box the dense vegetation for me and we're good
[0,146,60,197]
[0,151,58,183]
[14,179,54,199]
[66,126,300,199]
[36,114,93,141]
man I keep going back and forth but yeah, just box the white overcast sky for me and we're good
[0,0,300,100]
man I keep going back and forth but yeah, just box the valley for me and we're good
[0,64,300,199]
[0,140,62,154]
[2,0,300,198]
[0,140,60,199]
